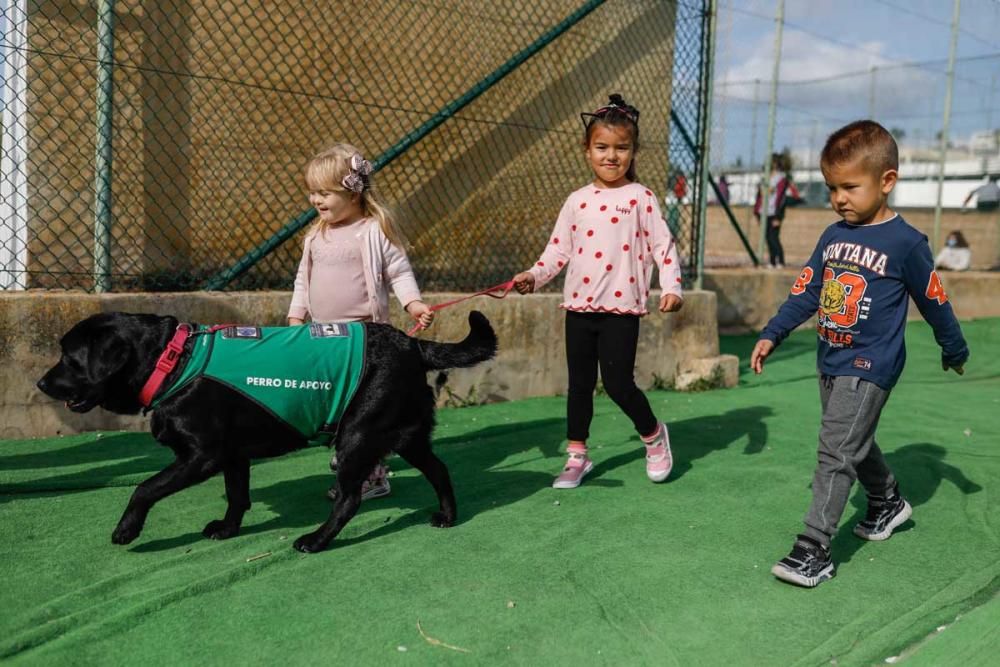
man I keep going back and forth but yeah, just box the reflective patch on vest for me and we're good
[221,326,262,339]
[310,322,350,338]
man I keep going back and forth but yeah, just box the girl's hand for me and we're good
[750,339,775,375]
[407,301,435,329]
[512,272,535,294]
[288,317,305,326]
[659,293,684,313]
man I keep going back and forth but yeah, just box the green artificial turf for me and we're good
[2,319,997,666]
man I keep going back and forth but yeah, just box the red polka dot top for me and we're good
[526,182,683,315]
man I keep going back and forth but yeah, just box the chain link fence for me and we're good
[2,0,713,293]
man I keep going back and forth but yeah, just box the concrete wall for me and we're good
[705,268,1000,333]
[1,289,718,439]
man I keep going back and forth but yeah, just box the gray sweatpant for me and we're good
[802,374,896,548]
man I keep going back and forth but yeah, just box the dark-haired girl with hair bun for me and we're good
[511,94,684,490]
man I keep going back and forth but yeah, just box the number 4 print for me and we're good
[925,270,949,305]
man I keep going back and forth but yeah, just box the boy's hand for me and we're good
[288,317,305,326]
[512,272,535,294]
[659,293,684,313]
[406,301,435,329]
[942,360,965,375]
[750,339,775,375]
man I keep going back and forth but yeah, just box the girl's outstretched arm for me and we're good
[520,197,575,292]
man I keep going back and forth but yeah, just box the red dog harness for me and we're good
[139,323,232,407]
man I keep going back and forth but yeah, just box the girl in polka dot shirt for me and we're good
[512,94,684,490]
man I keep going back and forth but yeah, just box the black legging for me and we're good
[565,310,658,442]
[765,215,785,266]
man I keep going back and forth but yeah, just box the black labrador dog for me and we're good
[36,311,497,553]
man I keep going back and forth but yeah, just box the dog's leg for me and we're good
[202,461,251,540]
[293,435,373,553]
[112,457,220,545]
[396,445,457,528]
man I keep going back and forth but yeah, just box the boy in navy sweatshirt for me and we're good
[750,121,969,588]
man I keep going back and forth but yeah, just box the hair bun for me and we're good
[608,93,627,106]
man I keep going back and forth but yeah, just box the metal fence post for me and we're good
[694,0,718,290]
[933,0,961,254]
[94,0,115,293]
[758,0,784,264]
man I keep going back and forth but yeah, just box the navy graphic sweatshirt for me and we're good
[760,214,969,389]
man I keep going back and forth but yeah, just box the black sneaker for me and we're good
[854,484,912,541]
[771,535,836,588]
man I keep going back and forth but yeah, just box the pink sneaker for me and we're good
[326,461,391,501]
[643,423,673,482]
[552,447,593,489]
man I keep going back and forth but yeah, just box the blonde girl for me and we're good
[288,143,434,500]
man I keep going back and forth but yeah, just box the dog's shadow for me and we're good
[830,442,982,565]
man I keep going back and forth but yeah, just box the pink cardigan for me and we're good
[288,218,422,324]
[527,182,682,315]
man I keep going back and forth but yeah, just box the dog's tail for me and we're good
[416,311,498,370]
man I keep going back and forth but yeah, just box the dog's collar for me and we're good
[139,324,195,407]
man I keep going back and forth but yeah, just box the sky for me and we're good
[711,0,1000,169]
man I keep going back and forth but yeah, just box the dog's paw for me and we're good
[293,531,329,553]
[430,512,454,528]
[202,520,240,540]
[111,521,141,545]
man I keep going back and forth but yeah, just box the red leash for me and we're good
[407,280,515,336]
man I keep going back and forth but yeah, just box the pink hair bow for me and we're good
[342,153,373,193]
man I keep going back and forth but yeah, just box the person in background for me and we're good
[934,230,971,271]
[962,175,999,212]
[717,173,730,206]
[754,153,801,269]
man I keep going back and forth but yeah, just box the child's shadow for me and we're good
[227,417,568,547]
[589,406,773,482]
[831,442,982,565]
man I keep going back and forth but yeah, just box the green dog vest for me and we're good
[151,323,366,438]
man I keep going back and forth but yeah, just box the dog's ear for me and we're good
[83,334,131,384]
